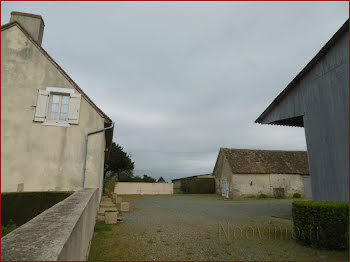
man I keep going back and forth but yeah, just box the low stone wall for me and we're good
[115,182,173,195]
[1,188,99,261]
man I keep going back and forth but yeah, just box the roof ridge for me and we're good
[221,147,307,152]
[1,21,112,124]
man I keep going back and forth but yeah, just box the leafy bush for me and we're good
[293,193,302,198]
[1,192,72,226]
[1,219,17,237]
[180,178,215,194]
[104,178,117,195]
[258,193,268,199]
[292,201,349,250]
[173,188,183,194]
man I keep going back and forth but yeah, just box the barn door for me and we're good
[221,179,227,197]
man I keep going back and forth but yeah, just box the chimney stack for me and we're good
[10,11,45,46]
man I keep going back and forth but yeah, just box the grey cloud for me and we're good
[2,2,348,182]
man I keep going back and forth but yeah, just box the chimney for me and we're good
[10,11,45,46]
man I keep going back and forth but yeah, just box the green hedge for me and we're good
[180,178,215,194]
[1,192,72,227]
[292,200,349,250]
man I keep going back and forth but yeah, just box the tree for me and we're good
[157,177,165,183]
[105,143,134,179]
[142,174,156,183]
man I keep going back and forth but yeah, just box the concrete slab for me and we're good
[105,211,119,224]
[118,202,129,212]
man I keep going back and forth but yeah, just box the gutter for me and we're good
[82,122,115,188]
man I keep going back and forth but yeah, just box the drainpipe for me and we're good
[82,122,114,188]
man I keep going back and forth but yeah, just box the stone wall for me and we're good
[1,188,99,261]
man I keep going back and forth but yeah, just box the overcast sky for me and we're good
[2,2,348,182]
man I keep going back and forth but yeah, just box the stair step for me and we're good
[97,215,105,221]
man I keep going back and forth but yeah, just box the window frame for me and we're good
[46,93,70,123]
[41,87,76,127]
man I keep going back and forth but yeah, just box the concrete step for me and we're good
[97,215,105,221]
[100,202,115,208]
[99,206,118,213]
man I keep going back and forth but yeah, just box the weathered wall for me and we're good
[213,151,233,196]
[231,174,305,196]
[1,188,99,261]
[115,182,173,195]
[173,180,181,189]
[258,28,349,201]
[1,25,106,193]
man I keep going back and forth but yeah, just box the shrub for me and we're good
[292,201,349,250]
[104,178,117,195]
[180,178,215,194]
[293,193,302,198]
[1,219,17,237]
[173,188,184,194]
[1,192,72,226]
[258,193,268,199]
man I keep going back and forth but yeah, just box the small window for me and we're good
[48,94,70,122]
[34,87,81,126]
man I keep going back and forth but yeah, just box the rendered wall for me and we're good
[115,182,173,195]
[231,174,305,196]
[213,151,233,196]
[1,25,106,193]
[1,188,99,261]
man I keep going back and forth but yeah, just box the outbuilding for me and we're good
[213,148,310,198]
[255,20,349,201]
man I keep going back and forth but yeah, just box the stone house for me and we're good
[1,12,113,197]
[213,148,310,198]
[255,20,349,202]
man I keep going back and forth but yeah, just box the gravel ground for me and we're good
[88,194,349,261]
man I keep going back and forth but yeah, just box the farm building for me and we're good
[172,174,215,193]
[213,148,311,198]
[172,174,213,189]
[255,20,349,201]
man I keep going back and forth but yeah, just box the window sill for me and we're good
[41,122,71,127]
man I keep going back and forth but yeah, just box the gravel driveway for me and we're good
[88,194,348,261]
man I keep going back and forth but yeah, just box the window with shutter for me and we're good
[33,87,81,126]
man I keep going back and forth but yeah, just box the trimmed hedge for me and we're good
[180,178,215,194]
[1,192,72,227]
[292,200,349,250]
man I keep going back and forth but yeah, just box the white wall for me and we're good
[115,182,173,195]
[231,174,305,196]
[1,188,99,261]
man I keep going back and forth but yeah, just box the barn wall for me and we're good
[213,152,233,196]
[258,29,349,201]
[231,174,305,196]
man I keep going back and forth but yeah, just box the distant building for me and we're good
[1,12,113,197]
[172,174,213,189]
[255,20,349,201]
[212,148,310,198]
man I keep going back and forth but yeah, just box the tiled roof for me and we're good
[221,148,309,175]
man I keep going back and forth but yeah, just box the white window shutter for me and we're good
[34,90,49,122]
[68,93,82,124]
